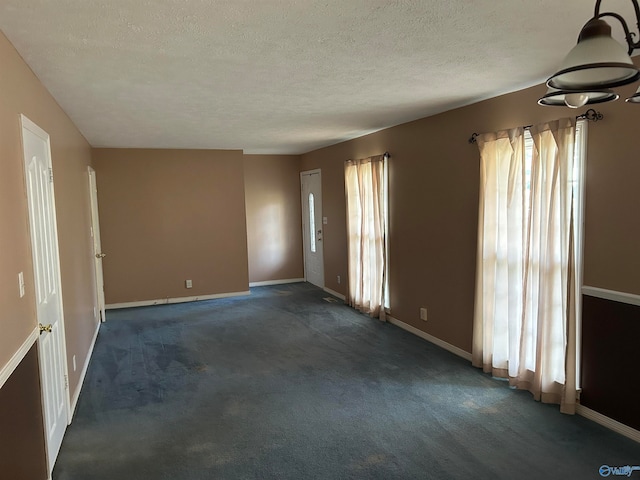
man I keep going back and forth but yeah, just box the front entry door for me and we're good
[301,170,324,288]
[21,115,69,474]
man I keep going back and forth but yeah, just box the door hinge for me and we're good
[64,374,69,389]
[48,167,54,183]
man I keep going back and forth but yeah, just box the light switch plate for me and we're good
[18,272,25,298]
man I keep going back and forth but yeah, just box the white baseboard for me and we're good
[387,315,639,443]
[582,285,640,307]
[249,278,305,287]
[323,287,346,301]
[387,315,472,362]
[576,404,640,443]
[0,326,39,390]
[69,320,101,420]
[106,290,251,310]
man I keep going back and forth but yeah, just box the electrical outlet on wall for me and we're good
[185,279,193,289]
[420,307,428,321]
[337,275,341,284]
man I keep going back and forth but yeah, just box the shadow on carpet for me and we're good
[53,283,640,480]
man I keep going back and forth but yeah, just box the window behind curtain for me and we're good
[472,118,585,412]
[521,120,586,381]
[345,155,389,318]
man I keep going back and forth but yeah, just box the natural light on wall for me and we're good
[256,201,287,273]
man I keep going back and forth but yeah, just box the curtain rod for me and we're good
[467,108,604,144]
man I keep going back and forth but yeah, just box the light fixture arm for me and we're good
[594,0,640,54]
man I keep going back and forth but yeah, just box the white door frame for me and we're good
[88,167,106,323]
[20,114,71,474]
[300,169,324,287]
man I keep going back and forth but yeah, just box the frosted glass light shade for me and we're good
[547,19,640,90]
[565,93,590,108]
[538,87,618,106]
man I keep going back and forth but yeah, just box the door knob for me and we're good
[39,323,52,334]
[95,253,107,259]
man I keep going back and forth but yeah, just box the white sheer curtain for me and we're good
[345,155,387,319]
[473,119,579,414]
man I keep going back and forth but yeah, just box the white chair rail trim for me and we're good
[582,286,640,307]
[0,326,39,390]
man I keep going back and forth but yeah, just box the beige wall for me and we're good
[0,31,97,395]
[92,149,249,304]
[301,68,640,353]
[2,23,639,447]
[244,154,304,284]
[580,96,640,293]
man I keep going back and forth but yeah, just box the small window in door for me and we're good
[309,193,316,253]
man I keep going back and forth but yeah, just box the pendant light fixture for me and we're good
[540,0,640,106]
[537,87,619,107]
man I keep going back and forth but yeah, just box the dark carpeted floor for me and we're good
[53,282,640,480]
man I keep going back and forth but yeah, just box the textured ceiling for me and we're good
[0,1,634,154]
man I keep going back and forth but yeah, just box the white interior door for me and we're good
[88,167,106,322]
[21,115,69,474]
[301,170,324,288]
